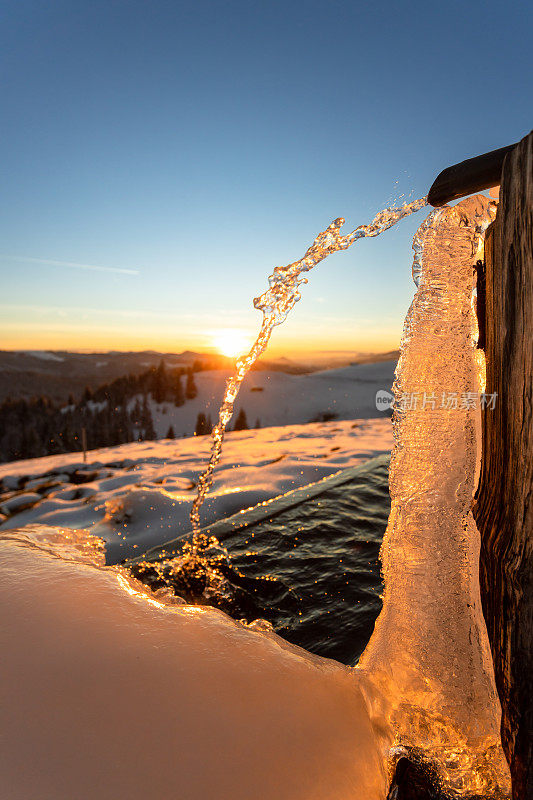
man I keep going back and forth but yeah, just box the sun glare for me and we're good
[212,329,251,358]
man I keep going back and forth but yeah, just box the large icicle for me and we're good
[359,196,510,796]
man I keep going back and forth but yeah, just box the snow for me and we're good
[20,350,64,362]
[0,528,388,800]
[0,364,394,797]
[2,474,21,490]
[0,418,393,560]
[145,360,395,438]
[0,492,41,514]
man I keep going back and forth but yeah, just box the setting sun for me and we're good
[212,329,252,358]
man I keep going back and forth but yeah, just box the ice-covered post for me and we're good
[361,194,510,798]
[473,130,533,800]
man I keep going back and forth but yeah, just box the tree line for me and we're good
[192,408,260,437]
[0,360,260,463]
[88,359,198,407]
[0,360,197,463]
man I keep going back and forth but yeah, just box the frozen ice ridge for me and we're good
[360,195,510,797]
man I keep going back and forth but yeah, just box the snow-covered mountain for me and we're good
[145,360,395,438]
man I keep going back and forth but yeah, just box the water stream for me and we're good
[190,197,427,534]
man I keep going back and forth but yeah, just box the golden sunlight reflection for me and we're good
[212,329,252,358]
[116,570,168,609]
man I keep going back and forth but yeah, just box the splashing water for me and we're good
[171,192,511,794]
[190,196,427,534]
[0,194,513,800]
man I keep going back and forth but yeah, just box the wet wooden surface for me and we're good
[474,130,533,800]
[428,143,516,207]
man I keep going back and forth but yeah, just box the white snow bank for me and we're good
[0,492,41,513]
[144,359,395,438]
[0,528,387,800]
[0,418,392,560]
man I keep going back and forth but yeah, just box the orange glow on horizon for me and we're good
[0,322,402,357]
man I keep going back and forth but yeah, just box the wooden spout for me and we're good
[428,142,518,206]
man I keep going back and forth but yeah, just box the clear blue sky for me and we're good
[1,0,531,355]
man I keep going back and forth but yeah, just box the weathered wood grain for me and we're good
[428,143,517,207]
[474,130,533,800]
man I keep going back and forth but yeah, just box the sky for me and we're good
[1,0,531,357]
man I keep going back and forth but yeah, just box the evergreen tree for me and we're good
[153,359,167,404]
[83,386,93,403]
[185,369,198,400]
[233,408,248,431]
[95,408,110,448]
[173,372,185,406]
[62,413,75,451]
[26,425,42,458]
[166,425,175,439]
[206,414,212,433]
[132,397,142,422]
[141,397,156,440]
[254,418,261,429]
[116,406,132,445]
[195,412,208,436]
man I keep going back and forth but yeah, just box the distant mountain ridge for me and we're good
[0,359,396,463]
[0,349,398,404]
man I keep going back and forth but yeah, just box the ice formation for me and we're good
[359,195,511,796]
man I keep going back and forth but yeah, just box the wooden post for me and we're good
[473,130,533,799]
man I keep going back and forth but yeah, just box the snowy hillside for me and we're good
[146,360,395,438]
[0,417,393,562]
